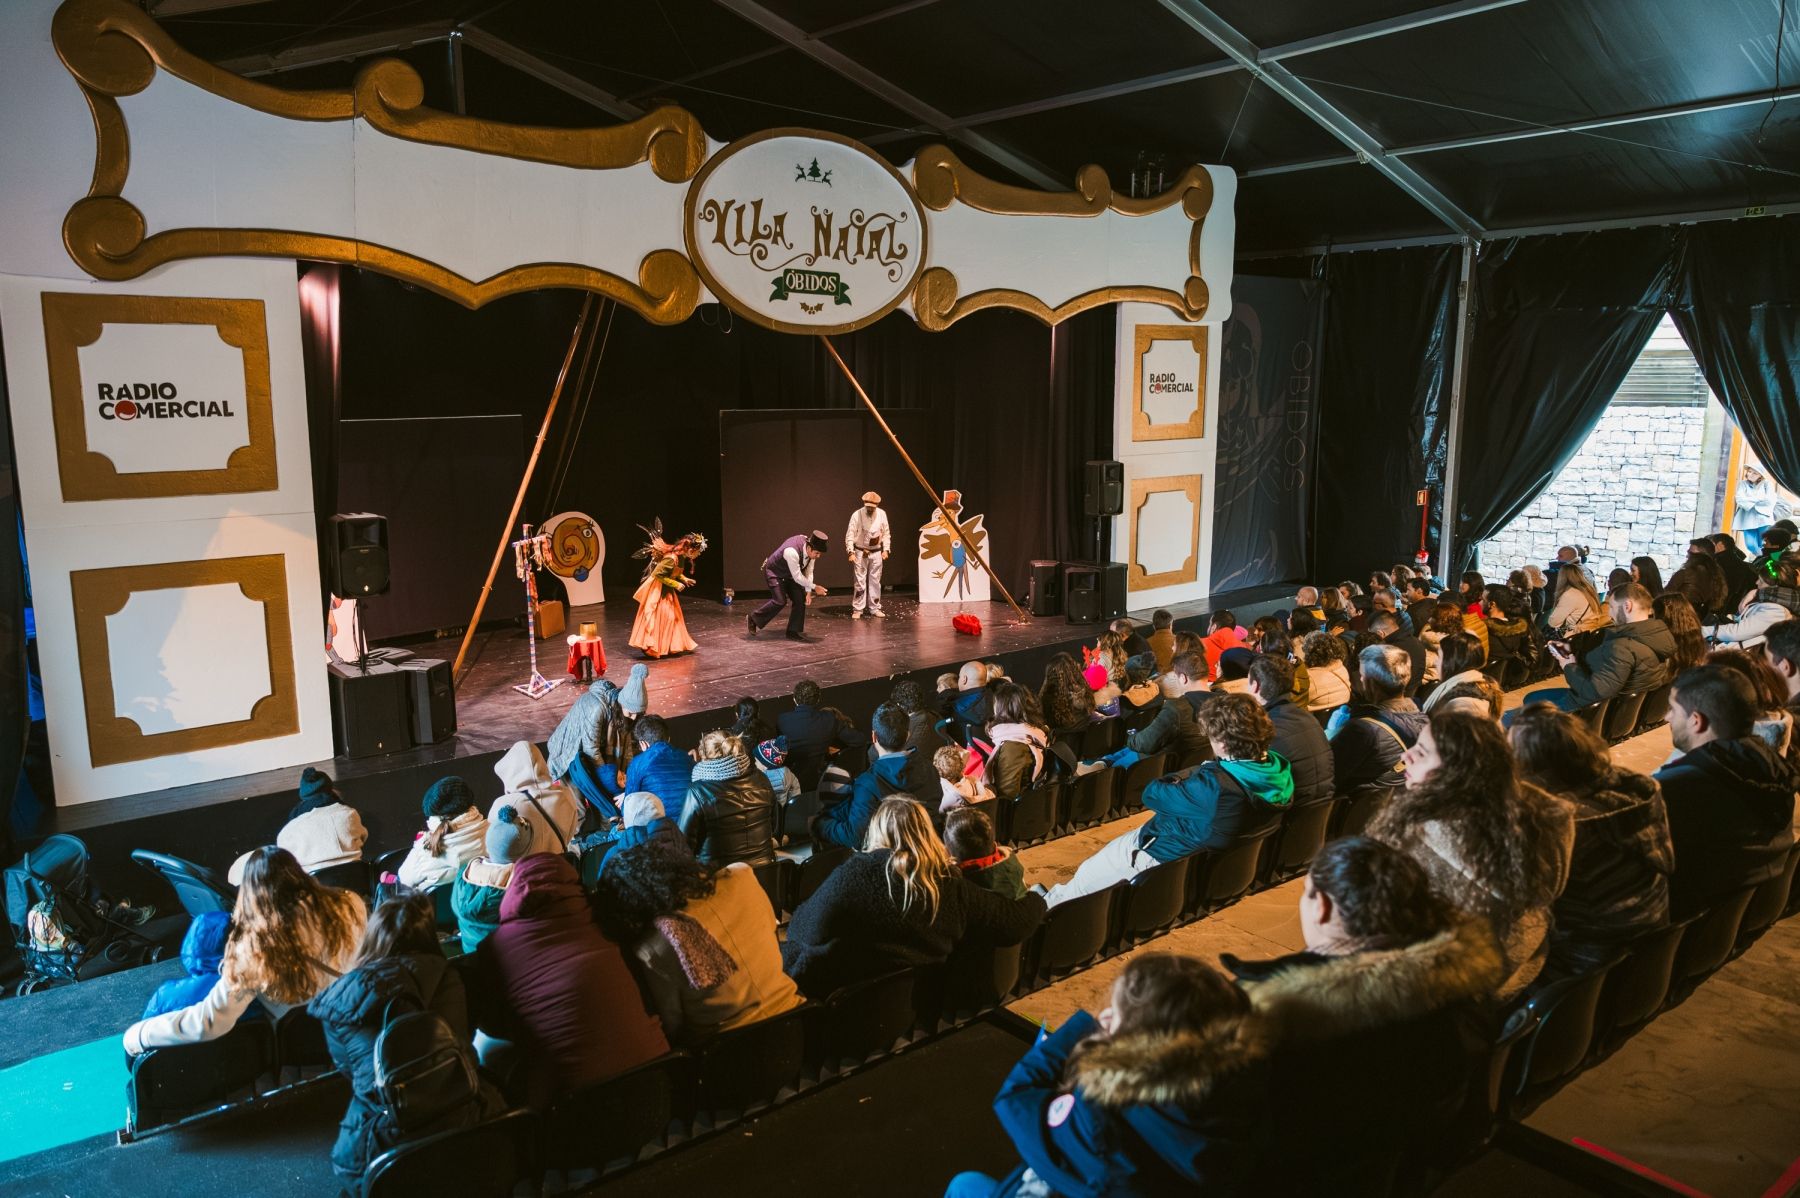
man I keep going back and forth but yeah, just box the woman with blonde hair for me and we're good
[782,798,1046,1000]
[125,846,365,1054]
[679,729,779,868]
[1546,562,1610,638]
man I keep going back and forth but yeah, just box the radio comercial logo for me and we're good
[95,382,235,421]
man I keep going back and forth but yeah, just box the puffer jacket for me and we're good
[1227,918,1503,1190]
[396,807,489,891]
[679,753,779,867]
[814,748,914,852]
[143,911,232,1019]
[1656,736,1798,918]
[450,857,513,953]
[1137,755,1294,864]
[1263,697,1333,807]
[1549,768,1674,966]
[987,723,1052,800]
[985,1008,1267,1198]
[1560,618,1675,707]
[308,951,479,1183]
[229,801,368,885]
[1703,595,1800,648]
[1125,693,1208,763]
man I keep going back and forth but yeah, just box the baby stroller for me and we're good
[3,834,161,996]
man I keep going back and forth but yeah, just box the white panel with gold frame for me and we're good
[29,511,332,805]
[1126,475,1203,592]
[1131,325,1207,442]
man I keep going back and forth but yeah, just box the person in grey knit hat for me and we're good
[620,663,651,716]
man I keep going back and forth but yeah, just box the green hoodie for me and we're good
[1219,751,1296,807]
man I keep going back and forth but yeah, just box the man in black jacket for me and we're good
[888,678,948,803]
[1248,653,1333,805]
[1526,583,1673,713]
[1655,665,1797,918]
[1369,612,1427,698]
[1403,577,1439,643]
[778,679,862,787]
[1328,645,1426,793]
[1707,532,1761,612]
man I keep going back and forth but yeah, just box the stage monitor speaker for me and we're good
[330,512,390,597]
[329,661,411,758]
[399,657,456,745]
[1082,460,1124,517]
[1027,559,1062,617]
[1098,562,1127,619]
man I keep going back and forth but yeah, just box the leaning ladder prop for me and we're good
[820,336,1031,623]
[452,295,596,685]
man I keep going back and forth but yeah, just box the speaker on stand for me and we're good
[1083,460,1123,562]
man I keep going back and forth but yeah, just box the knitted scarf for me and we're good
[654,912,739,990]
[689,752,751,783]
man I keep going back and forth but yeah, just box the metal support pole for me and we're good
[820,337,1031,622]
[1438,237,1477,579]
[447,30,467,115]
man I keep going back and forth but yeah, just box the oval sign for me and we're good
[684,129,926,335]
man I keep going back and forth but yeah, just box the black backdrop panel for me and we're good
[338,416,524,639]
[1211,275,1323,590]
[719,409,932,592]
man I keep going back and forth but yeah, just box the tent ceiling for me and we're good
[157,0,1800,254]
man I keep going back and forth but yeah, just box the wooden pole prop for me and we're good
[452,294,597,682]
[820,336,1030,622]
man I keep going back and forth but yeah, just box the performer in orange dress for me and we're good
[628,520,707,659]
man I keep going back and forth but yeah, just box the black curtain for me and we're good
[327,273,1113,601]
[1211,274,1324,590]
[297,264,343,617]
[1311,246,1458,582]
[0,325,25,862]
[1672,214,1800,494]
[1454,228,1679,577]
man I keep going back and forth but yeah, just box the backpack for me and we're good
[369,1011,484,1149]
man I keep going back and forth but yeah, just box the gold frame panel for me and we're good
[49,0,1216,331]
[1127,474,1203,592]
[682,127,929,337]
[41,292,277,500]
[1131,324,1208,442]
[69,554,299,767]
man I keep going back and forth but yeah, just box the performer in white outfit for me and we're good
[846,490,891,619]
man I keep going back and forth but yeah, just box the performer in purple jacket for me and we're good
[749,530,830,642]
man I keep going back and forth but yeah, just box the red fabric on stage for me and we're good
[952,614,982,637]
[567,639,607,679]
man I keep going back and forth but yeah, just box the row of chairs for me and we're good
[124,1005,337,1140]
[1494,843,1800,1121]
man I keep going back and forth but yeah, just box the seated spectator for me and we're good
[1147,609,1177,673]
[1528,583,1673,713]
[1761,618,1800,765]
[1654,592,1710,676]
[1708,530,1761,611]
[1509,704,1673,978]
[984,682,1054,800]
[1319,587,1345,628]
[1431,674,1504,721]
[754,736,800,804]
[229,767,367,884]
[1327,645,1425,793]
[815,704,917,851]
[1421,631,1486,713]
[1293,585,1325,623]
[593,792,688,880]
[891,678,948,802]
[1403,577,1439,638]
[1116,653,1162,716]
[142,911,232,1020]
[1545,560,1611,638]
[728,695,774,747]
[1656,665,1798,918]
[475,852,669,1103]
[1248,655,1331,805]
[945,807,1025,900]
[1417,602,1464,683]
[1047,695,1293,906]
[1291,608,1324,637]
[596,834,801,1046]
[1369,712,1574,999]
[779,680,862,783]
[493,739,582,854]
[1159,651,1214,720]
[311,894,499,1188]
[624,715,694,805]
[936,671,959,699]
[1200,610,1245,681]
[452,803,534,953]
[1114,654,1208,764]
[1368,611,1427,697]
[1667,546,1728,625]
[948,662,996,740]
[1606,567,1633,592]
[935,744,993,813]
[1518,564,1548,621]
[1245,617,1310,706]
[680,730,779,868]
[1708,648,1795,760]
[126,847,366,1055]
[1224,838,1503,1190]
[396,776,489,892]
[947,954,1263,1198]
[1703,554,1800,647]
[1112,616,1152,659]
[1482,584,1531,665]
[783,798,1045,1000]
[1299,631,1351,713]
[1751,527,1797,582]
[1368,587,1411,636]
[546,678,635,815]
[1039,652,1097,737]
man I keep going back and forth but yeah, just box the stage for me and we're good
[47,583,1290,898]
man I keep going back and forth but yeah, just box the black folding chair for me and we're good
[815,969,919,1070]
[1667,885,1757,1002]
[1736,844,1800,949]
[543,1052,695,1174]
[1260,796,1338,885]
[1501,964,1614,1117]
[124,1019,275,1140]
[695,1006,809,1116]
[1114,855,1194,949]
[1632,682,1674,733]
[1062,768,1116,830]
[1592,918,1692,1055]
[365,1108,535,1198]
[1601,691,1647,741]
[786,843,852,914]
[131,849,235,917]
[1023,885,1118,989]
[1115,752,1168,815]
[1184,825,1278,918]
[1007,782,1063,846]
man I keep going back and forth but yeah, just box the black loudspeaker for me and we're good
[1098,562,1127,619]
[328,661,410,758]
[330,513,390,597]
[1083,460,1124,517]
[1027,559,1062,617]
[399,658,456,745]
[1066,587,1102,624]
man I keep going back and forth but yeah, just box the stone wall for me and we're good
[1477,403,1706,583]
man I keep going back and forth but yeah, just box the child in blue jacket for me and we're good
[946,953,1266,1198]
[142,911,233,1018]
